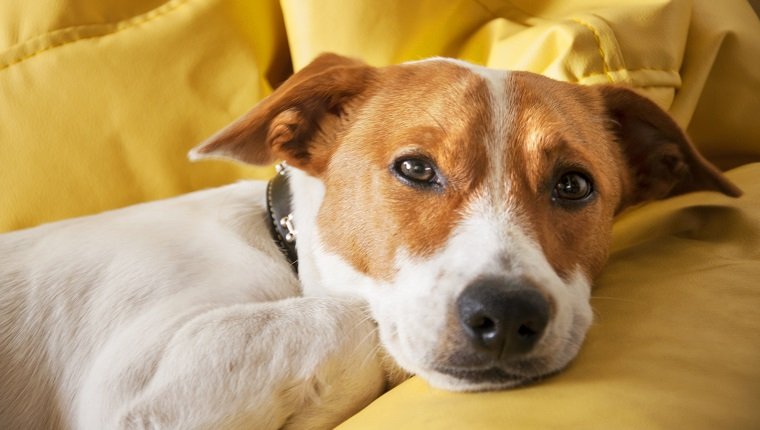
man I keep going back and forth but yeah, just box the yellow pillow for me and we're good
[0,0,287,232]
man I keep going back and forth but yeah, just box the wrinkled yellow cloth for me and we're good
[1,0,286,231]
[1,0,759,428]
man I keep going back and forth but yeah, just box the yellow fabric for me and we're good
[2,0,759,428]
[0,0,288,232]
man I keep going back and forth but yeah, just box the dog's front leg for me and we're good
[80,297,389,430]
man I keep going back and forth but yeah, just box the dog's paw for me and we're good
[84,297,391,430]
[275,297,389,429]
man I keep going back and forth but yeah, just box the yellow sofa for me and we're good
[2,0,759,428]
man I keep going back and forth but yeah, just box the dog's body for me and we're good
[1,181,397,429]
[0,54,740,429]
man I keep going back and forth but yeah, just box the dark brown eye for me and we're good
[554,172,593,201]
[393,157,439,186]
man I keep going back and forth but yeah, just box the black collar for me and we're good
[266,163,298,273]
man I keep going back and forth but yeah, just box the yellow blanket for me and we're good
[2,0,758,427]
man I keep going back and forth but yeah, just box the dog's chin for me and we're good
[420,364,562,392]
[376,325,581,393]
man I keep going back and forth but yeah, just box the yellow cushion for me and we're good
[0,0,287,232]
[2,0,759,428]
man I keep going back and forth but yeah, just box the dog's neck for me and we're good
[285,166,391,300]
[266,164,299,273]
[284,168,325,293]
[284,167,358,297]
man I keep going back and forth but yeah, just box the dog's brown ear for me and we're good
[189,53,374,175]
[595,85,742,212]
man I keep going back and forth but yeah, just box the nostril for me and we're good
[470,315,493,330]
[517,323,538,339]
[465,314,497,338]
[457,277,550,358]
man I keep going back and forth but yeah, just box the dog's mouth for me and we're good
[430,359,561,390]
[375,313,585,392]
[434,366,523,384]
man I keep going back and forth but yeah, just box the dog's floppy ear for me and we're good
[595,85,742,212]
[189,53,374,175]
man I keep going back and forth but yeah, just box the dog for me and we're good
[0,53,741,429]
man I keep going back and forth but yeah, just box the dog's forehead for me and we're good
[386,58,506,108]
[400,57,507,82]
[366,59,498,129]
[382,59,599,149]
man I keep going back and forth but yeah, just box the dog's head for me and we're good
[192,54,741,391]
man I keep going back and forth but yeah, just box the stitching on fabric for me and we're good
[570,17,614,83]
[576,67,680,82]
[464,3,680,85]
[0,0,193,71]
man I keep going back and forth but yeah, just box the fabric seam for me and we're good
[468,3,679,83]
[578,68,680,83]
[0,0,193,71]
[570,17,615,82]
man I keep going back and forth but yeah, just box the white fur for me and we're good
[0,182,391,429]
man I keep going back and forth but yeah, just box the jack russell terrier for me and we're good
[0,53,741,429]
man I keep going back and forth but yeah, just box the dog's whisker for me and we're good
[418,106,449,138]
[352,327,384,370]
[355,324,380,351]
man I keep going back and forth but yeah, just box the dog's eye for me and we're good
[553,172,593,201]
[399,159,435,182]
[392,157,440,187]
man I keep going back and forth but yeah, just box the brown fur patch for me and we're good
[594,85,742,207]
[502,73,626,280]
[316,61,491,280]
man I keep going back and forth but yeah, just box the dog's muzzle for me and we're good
[433,276,554,384]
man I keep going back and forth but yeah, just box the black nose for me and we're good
[457,277,550,359]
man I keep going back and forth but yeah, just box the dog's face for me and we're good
[192,54,740,390]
